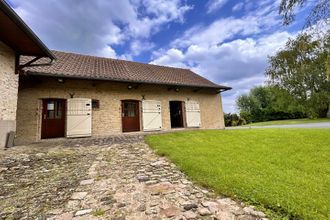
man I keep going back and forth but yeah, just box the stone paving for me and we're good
[38,134,145,147]
[0,136,267,220]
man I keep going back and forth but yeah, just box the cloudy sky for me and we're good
[7,0,313,112]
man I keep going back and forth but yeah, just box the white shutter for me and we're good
[142,100,162,131]
[185,101,201,127]
[66,98,92,137]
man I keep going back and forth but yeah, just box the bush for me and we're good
[224,113,247,127]
[239,111,252,124]
[238,117,247,126]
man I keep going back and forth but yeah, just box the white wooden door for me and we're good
[66,98,92,138]
[142,100,162,131]
[185,101,201,127]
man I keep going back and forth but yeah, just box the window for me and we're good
[46,100,62,119]
[92,99,100,109]
[123,102,136,117]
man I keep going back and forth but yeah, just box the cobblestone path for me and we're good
[0,137,267,220]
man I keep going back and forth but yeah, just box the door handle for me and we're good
[43,114,46,119]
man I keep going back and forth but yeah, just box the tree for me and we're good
[236,86,306,122]
[279,0,330,27]
[266,32,330,117]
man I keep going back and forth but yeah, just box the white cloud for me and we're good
[206,0,229,13]
[232,2,244,12]
[172,8,281,49]
[151,30,295,113]
[128,0,192,38]
[150,48,187,68]
[98,46,117,58]
[154,31,293,78]
[10,0,192,58]
[130,40,155,56]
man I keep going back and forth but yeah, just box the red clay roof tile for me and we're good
[22,50,231,90]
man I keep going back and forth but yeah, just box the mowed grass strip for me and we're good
[246,118,330,126]
[145,129,330,219]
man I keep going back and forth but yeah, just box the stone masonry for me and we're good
[0,41,18,148]
[16,76,225,144]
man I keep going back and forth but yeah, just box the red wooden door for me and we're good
[122,100,140,132]
[41,99,66,139]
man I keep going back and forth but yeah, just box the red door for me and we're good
[41,99,66,139]
[122,100,140,132]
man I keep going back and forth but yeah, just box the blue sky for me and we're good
[8,0,313,112]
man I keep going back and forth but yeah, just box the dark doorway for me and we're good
[41,99,66,139]
[122,100,140,132]
[170,101,184,128]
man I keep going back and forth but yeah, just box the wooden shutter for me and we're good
[142,100,162,131]
[185,101,201,127]
[66,98,92,137]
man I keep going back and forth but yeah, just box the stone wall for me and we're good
[0,41,18,148]
[16,76,225,144]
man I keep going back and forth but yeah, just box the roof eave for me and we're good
[25,70,230,90]
[0,0,55,60]
[218,86,232,92]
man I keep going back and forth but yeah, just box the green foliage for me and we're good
[236,86,306,122]
[224,113,247,127]
[146,129,330,220]
[266,32,330,118]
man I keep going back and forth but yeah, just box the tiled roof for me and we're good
[22,50,231,90]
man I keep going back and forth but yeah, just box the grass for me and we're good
[145,129,330,219]
[92,208,105,216]
[246,118,330,126]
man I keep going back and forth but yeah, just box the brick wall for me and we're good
[0,41,18,147]
[16,76,225,144]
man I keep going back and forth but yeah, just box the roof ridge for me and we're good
[51,50,192,71]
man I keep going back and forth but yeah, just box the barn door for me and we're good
[142,100,162,131]
[122,100,140,132]
[185,101,201,127]
[41,99,66,139]
[66,98,92,138]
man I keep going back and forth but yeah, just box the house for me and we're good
[0,1,231,146]
[16,51,231,144]
[0,0,55,147]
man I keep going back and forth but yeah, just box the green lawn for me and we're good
[145,129,330,219]
[246,118,330,126]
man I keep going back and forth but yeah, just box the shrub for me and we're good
[224,113,247,127]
